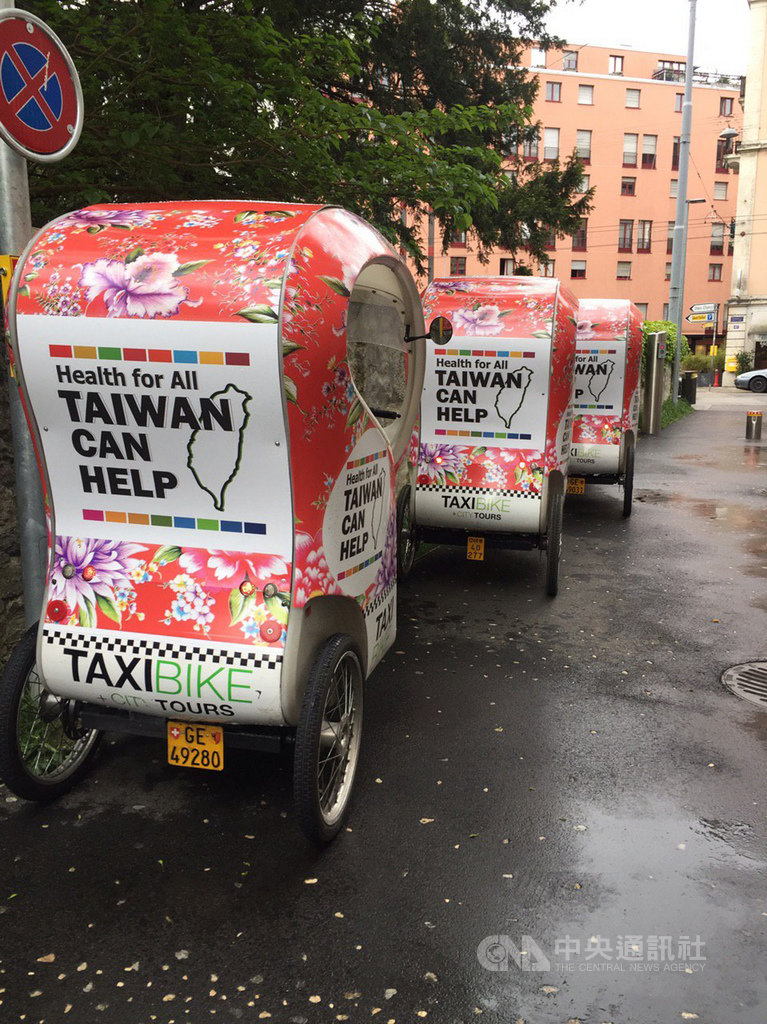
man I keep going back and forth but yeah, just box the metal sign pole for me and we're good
[668,0,697,405]
[0,2,46,624]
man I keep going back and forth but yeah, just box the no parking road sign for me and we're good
[0,9,82,162]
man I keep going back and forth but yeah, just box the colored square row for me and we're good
[49,344,250,366]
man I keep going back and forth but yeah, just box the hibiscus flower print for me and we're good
[418,444,466,485]
[79,251,204,319]
[50,536,144,626]
[575,319,597,342]
[56,208,152,232]
[452,304,505,335]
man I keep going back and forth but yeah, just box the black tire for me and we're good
[0,623,100,802]
[622,438,636,518]
[294,634,363,844]
[545,490,564,598]
[396,485,417,581]
[749,376,767,394]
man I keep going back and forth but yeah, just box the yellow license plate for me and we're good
[467,536,485,560]
[566,476,586,495]
[167,721,224,771]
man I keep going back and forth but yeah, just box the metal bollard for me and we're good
[746,410,763,441]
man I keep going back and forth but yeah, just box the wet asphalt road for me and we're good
[2,388,767,1024]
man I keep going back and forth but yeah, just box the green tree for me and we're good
[26,0,589,272]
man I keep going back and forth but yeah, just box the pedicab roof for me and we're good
[422,276,574,340]
[577,298,641,341]
[12,201,337,325]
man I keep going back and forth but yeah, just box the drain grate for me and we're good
[722,663,767,709]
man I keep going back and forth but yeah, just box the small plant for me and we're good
[735,350,754,374]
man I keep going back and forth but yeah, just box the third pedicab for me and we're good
[568,299,643,517]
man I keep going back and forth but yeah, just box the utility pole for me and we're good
[668,0,697,404]
[0,100,46,625]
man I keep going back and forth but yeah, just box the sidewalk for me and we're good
[689,383,767,413]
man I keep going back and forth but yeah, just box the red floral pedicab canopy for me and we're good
[571,299,643,474]
[9,202,423,726]
[418,276,578,537]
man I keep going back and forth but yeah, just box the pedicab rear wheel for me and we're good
[396,484,417,581]
[294,634,363,844]
[622,438,635,519]
[545,491,564,598]
[0,624,101,802]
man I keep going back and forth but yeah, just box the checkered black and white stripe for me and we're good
[366,583,396,616]
[416,484,541,500]
[42,628,283,670]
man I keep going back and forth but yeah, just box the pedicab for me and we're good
[1,201,425,843]
[568,299,643,517]
[411,276,578,596]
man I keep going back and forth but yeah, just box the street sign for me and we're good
[690,302,718,314]
[686,312,716,323]
[0,10,82,162]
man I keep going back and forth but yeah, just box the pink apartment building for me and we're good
[433,43,743,350]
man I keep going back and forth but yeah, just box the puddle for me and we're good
[673,445,767,470]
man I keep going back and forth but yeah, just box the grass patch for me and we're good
[660,396,693,429]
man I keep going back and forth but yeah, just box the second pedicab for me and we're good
[568,299,643,517]
[409,276,578,596]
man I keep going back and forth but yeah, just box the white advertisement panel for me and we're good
[16,316,293,557]
[420,337,550,450]
[572,340,626,417]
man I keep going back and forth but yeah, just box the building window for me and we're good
[545,81,561,102]
[531,47,547,67]
[451,228,467,246]
[670,179,679,198]
[576,129,592,163]
[541,261,555,278]
[716,138,729,173]
[544,127,560,160]
[609,54,624,75]
[641,134,657,169]
[665,263,672,280]
[578,84,593,104]
[720,96,734,117]
[657,60,686,81]
[710,222,725,255]
[714,181,728,200]
[635,302,648,319]
[675,93,683,112]
[570,259,586,279]
[618,220,634,252]
[617,261,632,279]
[708,263,722,281]
[500,258,515,276]
[667,221,675,255]
[621,176,636,196]
[623,133,638,167]
[572,218,588,251]
[544,232,556,250]
[637,220,652,253]
[663,302,669,320]
[523,132,539,160]
[672,136,680,170]
[450,256,467,276]
[626,88,641,108]
[563,50,578,71]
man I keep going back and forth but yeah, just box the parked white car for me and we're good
[734,368,767,393]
